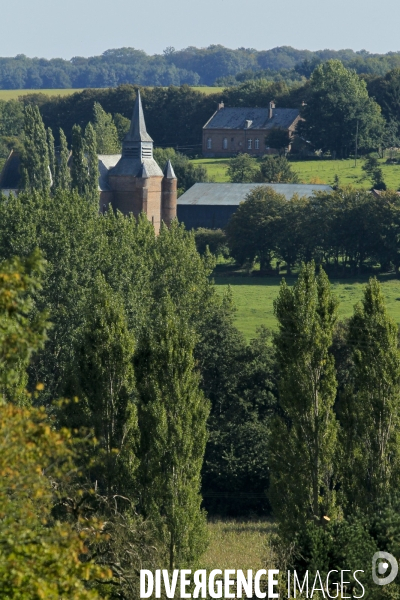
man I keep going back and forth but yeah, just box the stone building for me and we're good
[98,91,177,233]
[202,101,300,158]
[0,91,177,234]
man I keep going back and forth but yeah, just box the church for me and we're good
[97,91,177,233]
[0,91,177,235]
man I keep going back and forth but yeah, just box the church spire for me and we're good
[125,90,153,143]
[122,90,153,159]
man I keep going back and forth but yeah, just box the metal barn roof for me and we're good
[177,183,333,206]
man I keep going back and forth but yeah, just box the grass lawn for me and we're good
[200,519,274,571]
[0,86,223,101]
[191,157,400,190]
[214,274,400,340]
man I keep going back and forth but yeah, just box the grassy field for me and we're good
[200,519,274,571]
[191,157,400,189]
[214,274,400,340]
[0,86,223,101]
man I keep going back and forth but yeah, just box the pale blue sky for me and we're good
[2,0,398,59]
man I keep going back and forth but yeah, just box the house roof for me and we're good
[177,183,333,206]
[204,107,300,131]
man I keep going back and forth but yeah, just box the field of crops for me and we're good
[0,86,223,102]
[191,157,400,190]
[214,274,400,340]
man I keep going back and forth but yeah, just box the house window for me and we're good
[255,139,260,150]
[223,138,228,149]
[248,139,252,150]
[207,138,212,149]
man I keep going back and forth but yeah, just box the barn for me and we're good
[177,182,333,230]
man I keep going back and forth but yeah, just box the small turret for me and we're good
[161,160,177,226]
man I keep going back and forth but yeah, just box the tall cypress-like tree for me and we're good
[269,262,339,538]
[54,128,71,191]
[46,127,56,186]
[135,296,210,570]
[70,124,87,195]
[341,278,400,512]
[93,102,120,154]
[84,122,100,203]
[65,274,137,495]
[21,105,51,193]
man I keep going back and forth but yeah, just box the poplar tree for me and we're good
[54,128,71,190]
[66,274,137,495]
[93,102,120,154]
[70,124,87,194]
[84,122,100,202]
[21,104,51,193]
[341,278,400,511]
[269,262,339,538]
[46,127,55,185]
[135,296,210,570]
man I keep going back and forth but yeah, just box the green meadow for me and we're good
[191,157,400,189]
[214,275,400,341]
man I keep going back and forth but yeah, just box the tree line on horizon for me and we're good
[3,45,400,89]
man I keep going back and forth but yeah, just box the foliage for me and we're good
[298,60,385,156]
[257,155,299,183]
[0,403,109,599]
[340,278,400,512]
[84,122,100,202]
[71,124,87,194]
[0,251,48,404]
[153,147,209,194]
[362,155,387,190]
[227,153,259,183]
[21,104,51,193]
[54,128,71,190]
[266,129,291,155]
[92,102,120,154]
[270,263,339,538]
[135,295,210,569]
[226,186,287,269]
[194,228,229,257]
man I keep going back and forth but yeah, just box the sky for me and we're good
[1,0,399,59]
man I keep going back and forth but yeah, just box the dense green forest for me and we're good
[3,45,400,89]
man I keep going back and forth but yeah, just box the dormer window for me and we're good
[248,139,252,150]
[245,120,253,129]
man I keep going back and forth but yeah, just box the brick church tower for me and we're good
[100,91,177,233]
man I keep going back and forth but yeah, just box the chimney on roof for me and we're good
[218,101,224,110]
[269,101,276,120]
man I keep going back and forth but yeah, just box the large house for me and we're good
[202,101,300,158]
[0,92,177,234]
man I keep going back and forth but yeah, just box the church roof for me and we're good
[178,182,332,206]
[204,107,300,131]
[98,154,121,190]
[124,90,153,143]
[163,160,177,179]
[108,157,163,177]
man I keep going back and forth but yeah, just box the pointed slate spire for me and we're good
[125,90,153,143]
[163,160,177,179]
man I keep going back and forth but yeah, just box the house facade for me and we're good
[202,102,300,158]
